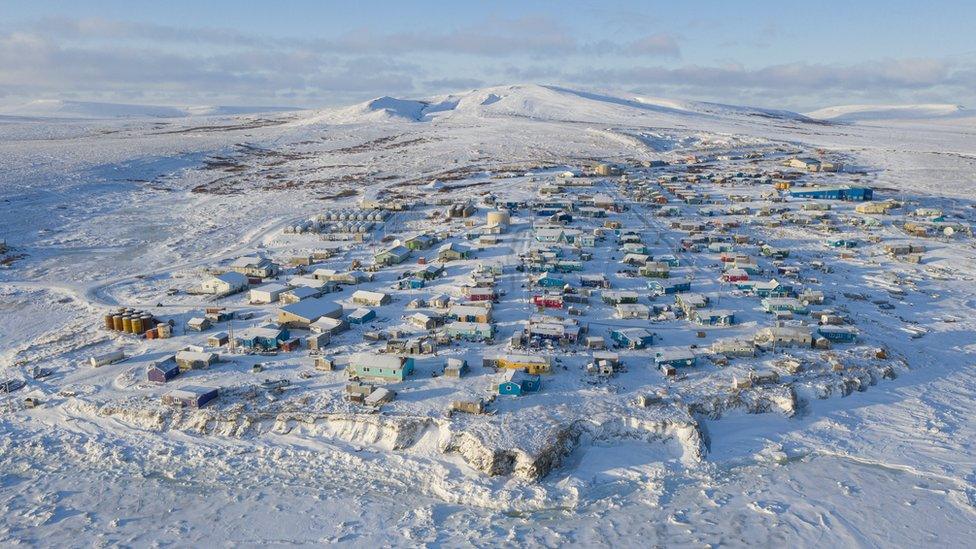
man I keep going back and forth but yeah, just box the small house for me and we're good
[448,304,492,324]
[147,359,179,383]
[444,358,468,378]
[352,289,392,307]
[374,245,411,266]
[496,370,541,396]
[437,242,472,262]
[694,309,735,326]
[655,348,697,369]
[162,385,219,408]
[187,317,212,332]
[175,350,218,371]
[201,272,248,295]
[348,308,376,324]
[229,256,278,278]
[347,354,415,382]
[445,321,494,341]
[249,283,288,304]
[307,331,331,352]
[236,325,290,350]
[485,354,551,375]
[616,303,651,320]
[278,298,344,328]
[610,328,655,349]
[818,326,858,343]
[364,387,396,407]
[207,332,229,347]
[280,286,322,304]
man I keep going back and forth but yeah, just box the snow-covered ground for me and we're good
[2,84,976,545]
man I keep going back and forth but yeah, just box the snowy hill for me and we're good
[295,84,815,127]
[805,103,967,122]
[0,99,296,119]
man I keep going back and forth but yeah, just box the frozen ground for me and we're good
[1,84,976,546]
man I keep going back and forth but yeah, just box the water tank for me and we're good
[486,210,511,228]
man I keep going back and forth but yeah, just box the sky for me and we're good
[1,0,974,112]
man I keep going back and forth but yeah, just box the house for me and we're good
[616,303,651,320]
[279,286,322,304]
[236,325,290,349]
[408,312,442,330]
[207,332,229,347]
[448,304,492,324]
[201,272,249,295]
[278,298,344,328]
[762,297,809,315]
[445,322,494,341]
[462,287,496,302]
[404,233,437,250]
[602,290,639,305]
[610,328,655,349]
[147,359,180,383]
[452,398,485,414]
[348,308,376,324]
[818,325,858,343]
[485,354,551,375]
[307,331,330,352]
[580,274,609,288]
[309,316,348,336]
[711,338,756,357]
[175,350,218,371]
[648,279,691,295]
[655,348,697,368]
[374,245,411,266]
[347,354,415,382]
[187,317,212,332]
[249,283,287,304]
[534,272,565,288]
[639,262,670,278]
[790,186,873,201]
[676,293,708,313]
[352,289,392,307]
[496,370,541,396]
[532,293,564,309]
[754,326,813,348]
[229,256,278,278]
[162,385,219,408]
[437,242,472,262]
[364,387,396,407]
[722,268,750,283]
[444,358,468,378]
[694,309,735,326]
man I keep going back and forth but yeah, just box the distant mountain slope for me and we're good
[0,100,296,119]
[294,84,815,127]
[806,103,967,121]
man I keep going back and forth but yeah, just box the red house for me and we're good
[722,268,750,283]
[532,294,564,309]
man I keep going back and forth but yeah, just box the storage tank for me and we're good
[104,314,115,330]
[112,315,124,331]
[122,316,133,333]
[486,210,511,228]
[145,329,157,340]
[141,314,155,330]
[157,324,171,339]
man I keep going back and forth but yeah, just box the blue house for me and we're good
[657,254,680,267]
[655,349,697,368]
[535,272,565,288]
[610,328,655,349]
[818,326,858,343]
[236,325,289,350]
[647,279,691,296]
[497,370,541,395]
[790,186,873,201]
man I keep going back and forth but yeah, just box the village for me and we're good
[12,142,974,479]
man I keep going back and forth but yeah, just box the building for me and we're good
[448,304,492,324]
[485,354,551,375]
[610,328,655,349]
[602,290,639,305]
[408,312,442,330]
[364,387,396,407]
[711,338,756,357]
[404,233,437,250]
[496,370,541,395]
[445,321,494,341]
[762,297,809,315]
[309,316,348,336]
[352,289,392,307]
[818,325,858,343]
[444,358,468,378]
[754,326,813,348]
[236,325,290,350]
[374,245,411,266]
[693,309,735,326]
[201,272,249,295]
[175,350,218,371]
[277,298,344,328]
[616,303,651,320]
[207,332,229,347]
[306,331,330,352]
[147,359,179,383]
[279,286,322,304]
[162,385,219,408]
[348,308,376,324]
[790,186,873,202]
[347,354,415,382]
[187,317,212,332]
[655,348,697,369]
[228,256,278,278]
[438,242,473,262]
[249,283,287,304]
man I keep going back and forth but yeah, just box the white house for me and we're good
[202,272,249,295]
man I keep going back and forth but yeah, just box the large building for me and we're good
[790,186,873,202]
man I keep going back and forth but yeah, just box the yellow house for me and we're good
[855,201,897,214]
[773,180,792,191]
[485,354,551,375]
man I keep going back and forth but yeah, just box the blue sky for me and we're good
[2,0,974,110]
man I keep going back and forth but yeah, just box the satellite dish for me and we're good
[944,226,955,237]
